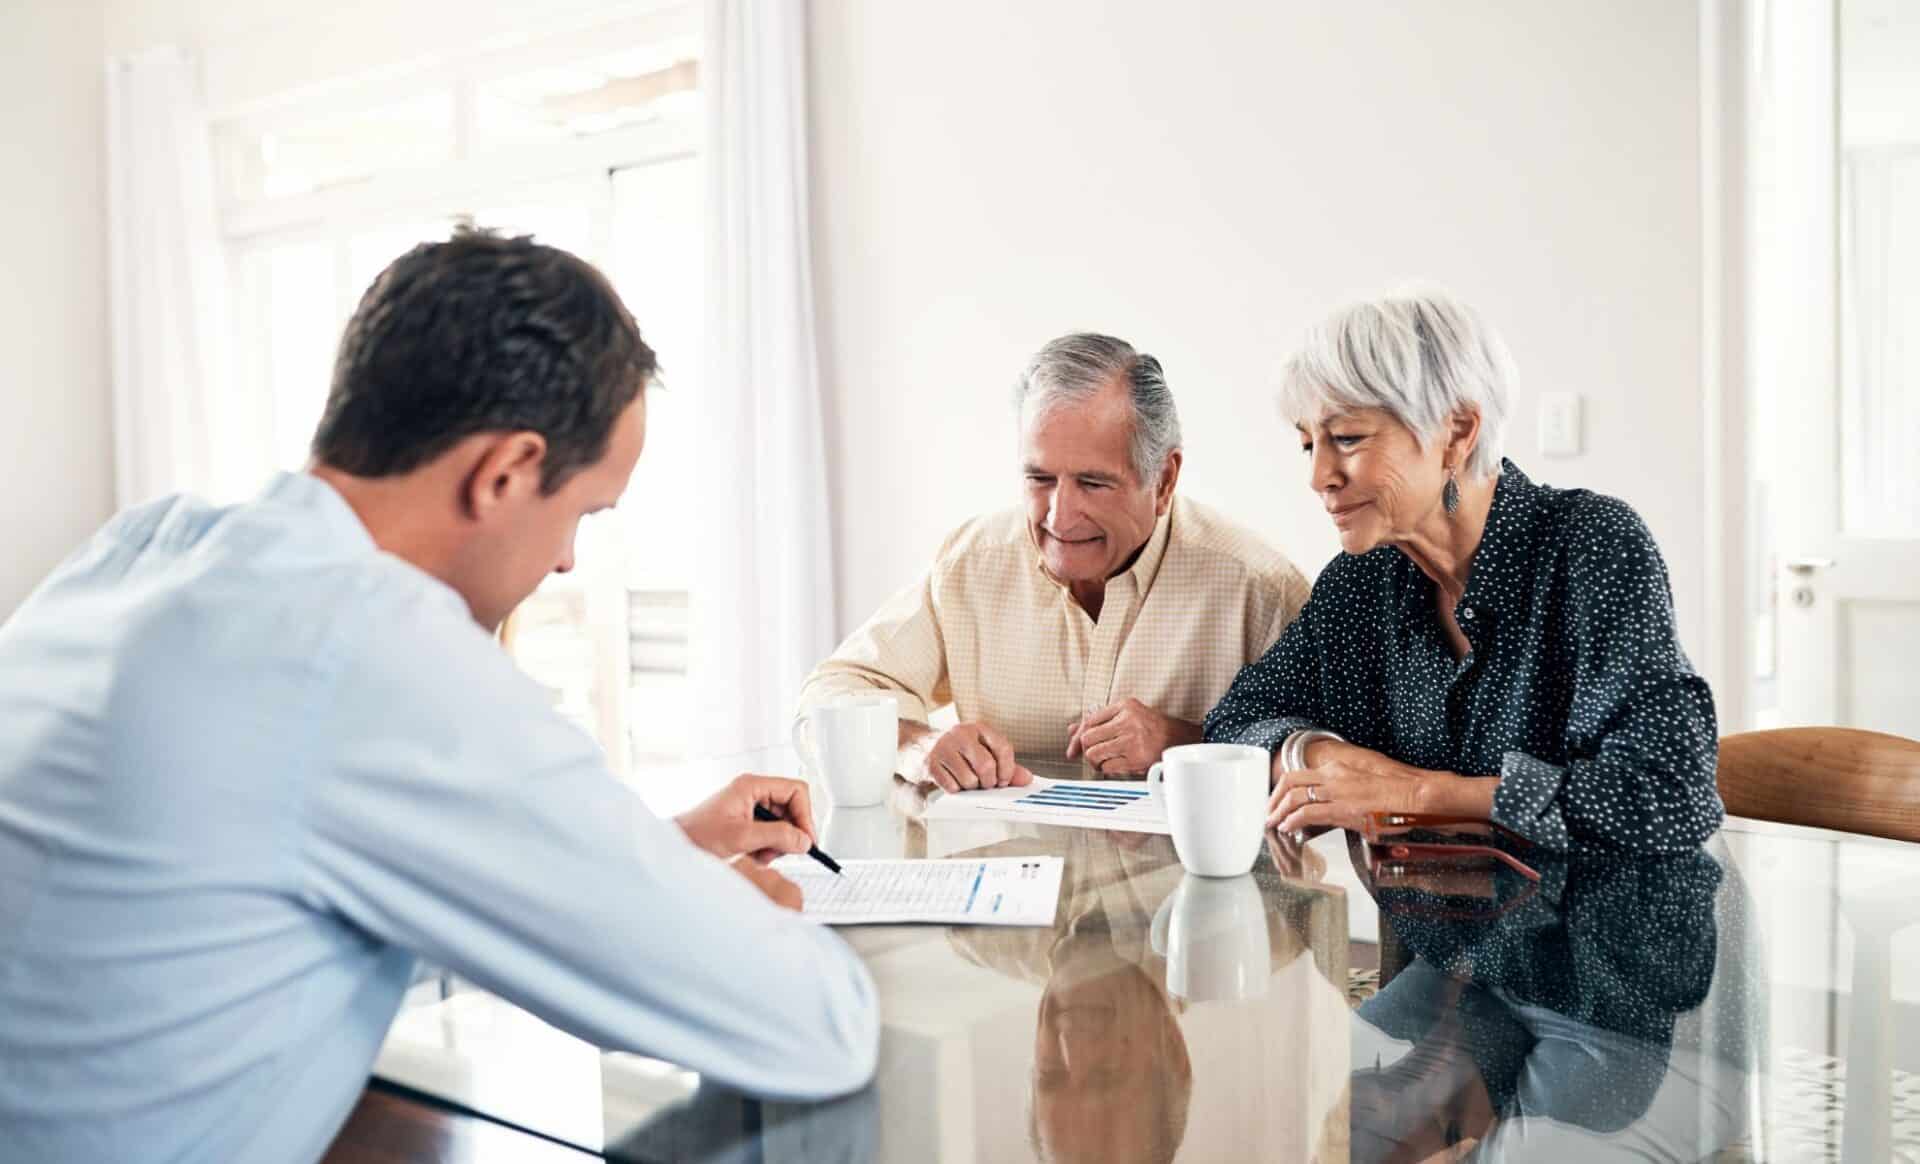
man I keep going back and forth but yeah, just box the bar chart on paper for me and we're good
[921,776,1169,835]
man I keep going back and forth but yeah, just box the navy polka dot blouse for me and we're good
[1203,460,1723,854]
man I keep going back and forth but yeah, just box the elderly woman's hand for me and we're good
[1269,759,1431,833]
[1267,739,1497,834]
[1277,741,1488,830]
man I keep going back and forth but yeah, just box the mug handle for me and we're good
[1146,761,1165,804]
[1149,893,1173,958]
[791,711,816,778]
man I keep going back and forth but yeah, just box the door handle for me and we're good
[1784,557,1835,574]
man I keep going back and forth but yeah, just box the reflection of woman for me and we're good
[1204,288,1723,854]
[1346,850,1753,1162]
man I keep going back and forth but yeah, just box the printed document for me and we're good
[771,856,1063,926]
[920,776,1170,835]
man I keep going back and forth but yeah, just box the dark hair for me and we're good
[311,226,655,492]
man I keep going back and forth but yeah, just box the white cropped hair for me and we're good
[1278,286,1515,480]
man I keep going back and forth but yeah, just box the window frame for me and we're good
[212,7,703,779]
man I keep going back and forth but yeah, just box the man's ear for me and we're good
[1444,410,1482,476]
[1153,448,1183,516]
[460,432,548,520]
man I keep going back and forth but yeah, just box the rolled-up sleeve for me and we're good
[794,571,950,728]
[304,589,881,1101]
[1489,501,1722,855]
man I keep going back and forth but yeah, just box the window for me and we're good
[216,10,701,780]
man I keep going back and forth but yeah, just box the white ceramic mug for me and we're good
[1146,742,1267,877]
[1150,873,1271,1003]
[795,694,898,807]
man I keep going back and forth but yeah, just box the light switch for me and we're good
[1539,392,1582,457]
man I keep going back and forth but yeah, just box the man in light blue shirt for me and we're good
[0,229,878,1162]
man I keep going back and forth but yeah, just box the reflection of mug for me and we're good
[1150,873,1271,1003]
[795,694,897,807]
[821,804,903,858]
[1146,743,1267,877]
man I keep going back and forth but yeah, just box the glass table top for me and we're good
[370,758,1920,1163]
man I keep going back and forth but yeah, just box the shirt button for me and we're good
[1462,606,1475,621]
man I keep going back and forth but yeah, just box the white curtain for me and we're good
[105,47,246,508]
[693,0,838,755]
[1841,147,1920,534]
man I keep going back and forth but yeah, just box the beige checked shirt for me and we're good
[796,495,1310,767]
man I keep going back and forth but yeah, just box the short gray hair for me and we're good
[1014,333,1182,483]
[1278,286,1514,480]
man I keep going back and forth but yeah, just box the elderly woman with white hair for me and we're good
[1203,288,1723,855]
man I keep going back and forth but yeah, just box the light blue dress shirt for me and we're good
[0,473,879,1163]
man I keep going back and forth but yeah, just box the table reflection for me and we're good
[1348,843,1757,1162]
[917,827,1347,1163]
[945,831,1192,1164]
[589,818,1350,1164]
[608,1081,879,1163]
[1152,873,1275,1004]
[368,757,1920,1163]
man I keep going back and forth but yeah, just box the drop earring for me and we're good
[1442,468,1460,516]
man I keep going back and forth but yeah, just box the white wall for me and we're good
[1844,0,1920,145]
[101,0,1714,668]
[0,1,114,614]
[809,0,1710,669]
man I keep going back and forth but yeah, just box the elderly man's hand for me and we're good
[918,722,1034,792]
[1065,699,1202,776]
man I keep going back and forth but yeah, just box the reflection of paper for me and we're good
[772,856,1063,926]
[921,776,1169,835]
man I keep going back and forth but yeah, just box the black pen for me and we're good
[753,803,843,875]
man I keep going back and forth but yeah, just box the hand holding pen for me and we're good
[754,803,843,875]
[674,774,832,867]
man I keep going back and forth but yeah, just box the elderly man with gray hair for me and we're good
[798,333,1310,790]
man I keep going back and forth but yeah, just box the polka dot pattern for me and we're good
[1202,460,1724,854]
[1364,849,1742,1124]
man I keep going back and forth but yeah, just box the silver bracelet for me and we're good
[1279,729,1345,774]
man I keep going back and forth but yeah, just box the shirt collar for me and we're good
[1030,502,1176,599]
[1459,459,1541,621]
[259,471,379,552]
[259,471,474,621]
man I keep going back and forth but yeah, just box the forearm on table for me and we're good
[1292,735,1501,818]
[796,664,937,721]
[1416,770,1500,818]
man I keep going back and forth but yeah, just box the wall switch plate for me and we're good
[1539,392,1582,457]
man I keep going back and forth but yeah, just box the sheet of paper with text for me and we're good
[771,856,1064,926]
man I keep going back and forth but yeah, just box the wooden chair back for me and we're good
[1717,727,1920,844]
